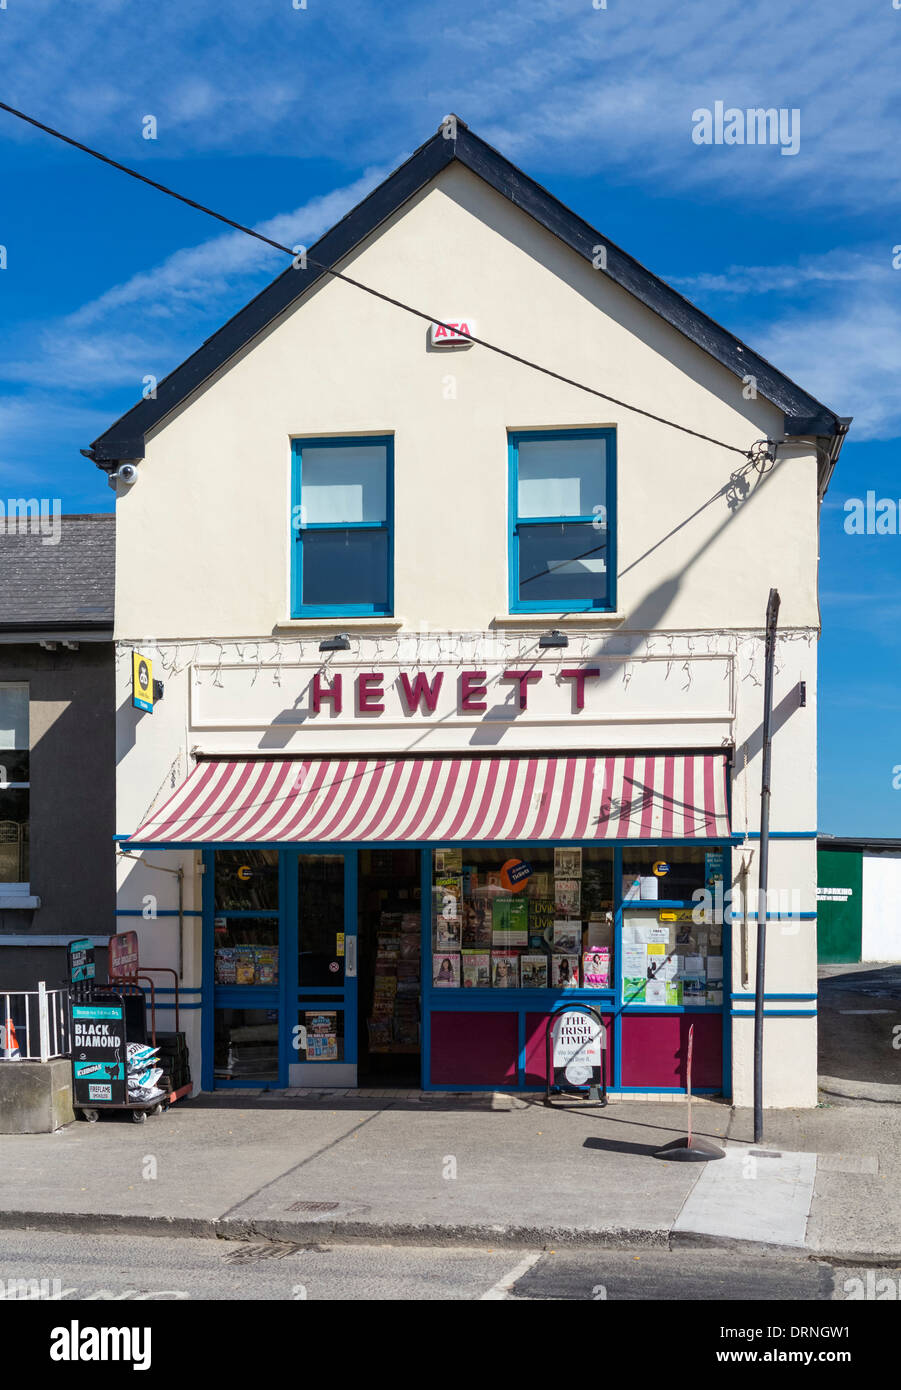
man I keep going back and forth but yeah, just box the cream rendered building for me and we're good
[86,118,848,1106]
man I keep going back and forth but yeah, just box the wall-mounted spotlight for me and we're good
[538,629,569,649]
[318,633,351,652]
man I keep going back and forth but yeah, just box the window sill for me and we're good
[492,613,625,628]
[274,617,405,633]
[0,894,41,910]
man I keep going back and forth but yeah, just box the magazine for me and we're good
[555,847,582,878]
[553,920,581,954]
[435,874,463,921]
[235,946,257,985]
[526,872,550,899]
[462,950,490,988]
[462,895,492,947]
[491,952,520,988]
[554,878,581,914]
[582,949,609,989]
[552,954,580,988]
[529,898,556,947]
[214,948,236,985]
[435,915,462,951]
[520,954,549,988]
[435,848,463,874]
[492,897,529,946]
[255,947,278,986]
[432,953,460,987]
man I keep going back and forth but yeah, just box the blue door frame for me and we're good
[202,848,358,1090]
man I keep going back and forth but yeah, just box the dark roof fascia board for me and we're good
[818,837,901,854]
[0,621,113,635]
[88,121,844,464]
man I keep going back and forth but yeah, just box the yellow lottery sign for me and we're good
[132,652,153,712]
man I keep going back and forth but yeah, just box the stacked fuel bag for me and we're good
[127,1041,166,1103]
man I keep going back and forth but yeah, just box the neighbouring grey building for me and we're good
[0,513,115,987]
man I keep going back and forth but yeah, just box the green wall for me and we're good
[817,849,863,963]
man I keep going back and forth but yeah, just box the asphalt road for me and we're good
[0,1229,898,1302]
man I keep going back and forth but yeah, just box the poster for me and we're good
[645,978,666,1005]
[109,931,139,978]
[554,879,581,914]
[67,938,95,984]
[492,898,528,946]
[551,1009,605,1090]
[305,1011,338,1061]
[554,847,582,878]
[71,1003,126,1106]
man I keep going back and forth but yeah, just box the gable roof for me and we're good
[0,513,114,634]
[86,118,849,477]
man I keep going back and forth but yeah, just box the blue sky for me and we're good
[1,0,899,835]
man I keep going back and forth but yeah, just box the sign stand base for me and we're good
[653,1136,725,1163]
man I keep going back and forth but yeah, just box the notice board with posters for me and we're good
[71,1003,127,1105]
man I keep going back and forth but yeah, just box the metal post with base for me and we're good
[653,1023,725,1161]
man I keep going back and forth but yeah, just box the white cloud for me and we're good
[0,163,393,395]
[1,0,899,208]
[755,293,901,440]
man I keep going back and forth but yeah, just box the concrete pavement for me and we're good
[0,1090,898,1258]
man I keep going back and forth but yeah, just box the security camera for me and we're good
[116,463,139,486]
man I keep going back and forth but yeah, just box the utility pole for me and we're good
[754,588,780,1143]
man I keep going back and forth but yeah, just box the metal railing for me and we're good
[0,983,70,1062]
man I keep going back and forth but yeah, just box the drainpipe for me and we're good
[754,588,780,1144]
[117,849,187,982]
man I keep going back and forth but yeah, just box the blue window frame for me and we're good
[291,435,394,617]
[507,428,616,613]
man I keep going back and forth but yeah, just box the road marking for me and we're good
[674,1147,817,1248]
[480,1251,542,1300]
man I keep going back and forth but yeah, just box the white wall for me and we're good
[862,854,901,960]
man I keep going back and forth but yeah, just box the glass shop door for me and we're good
[290,850,357,1086]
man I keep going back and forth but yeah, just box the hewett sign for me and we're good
[190,655,734,736]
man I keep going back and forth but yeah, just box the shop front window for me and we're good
[214,849,279,910]
[430,846,614,990]
[0,684,30,887]
[620,847,725,1008]
[214,1008,279,1081]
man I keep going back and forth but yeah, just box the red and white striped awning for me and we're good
[126,753,730,846]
